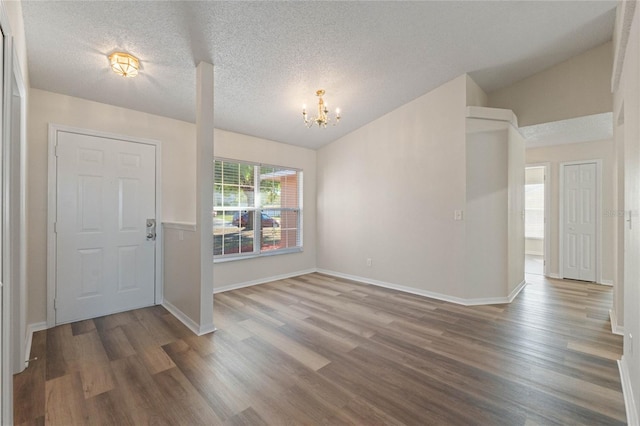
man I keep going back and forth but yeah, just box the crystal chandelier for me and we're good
[302,89,341,128]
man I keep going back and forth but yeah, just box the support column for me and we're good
[196,61,215,333]
[161,62,215,335]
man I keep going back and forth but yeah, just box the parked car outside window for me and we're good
[232,211,280,228]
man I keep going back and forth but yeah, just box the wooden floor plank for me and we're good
[15,272,625,425]
[13,331,46,424]
[239,318,331,371]
[97,326,137,361]
[44,373,87,425]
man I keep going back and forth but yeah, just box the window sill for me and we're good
[214,247,303,263]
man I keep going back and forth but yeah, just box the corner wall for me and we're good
[488,42,613,127]
[317,75,468,299]
[465,110,524,301]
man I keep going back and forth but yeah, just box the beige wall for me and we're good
[212,129,317,290]
[27,89,197,324]
[526,139,615,283]
[488,42,613,127]
[526,166,544,185]
[5,0,29,90]
[466,74,488,107]
[317,75,469,298]
[525,238,543,255]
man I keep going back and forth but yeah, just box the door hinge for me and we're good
[53,298,57,310]
[54,144,58,157]
[53,222,57,233]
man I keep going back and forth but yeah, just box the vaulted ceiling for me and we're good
[22,1,616,149]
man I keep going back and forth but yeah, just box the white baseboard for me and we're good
[162,300,216,336]
[619,356,638,426]
[609,309,625,336]
[213,268,317,294]
[548,273,562,279]
[317,269,525,306]
[525,251,544,256]
[508,280,528,302]
[600,279,614,286]
[25,322,47,368]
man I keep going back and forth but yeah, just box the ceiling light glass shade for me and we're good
[302,89,341,128]
[108,52,139,77]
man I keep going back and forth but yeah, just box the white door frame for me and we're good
[559,159,602,283]
[47,124,163,327]
[0,13,11,426]
[526,162,551,276]
[9,45,26,374]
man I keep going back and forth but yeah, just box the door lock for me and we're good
[146,218,156,241]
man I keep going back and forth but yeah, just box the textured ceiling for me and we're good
[521,113,613,148]
[22,1,616,149]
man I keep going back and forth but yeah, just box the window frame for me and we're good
[213,157,303,262]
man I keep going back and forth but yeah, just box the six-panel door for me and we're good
[55,131,156,324]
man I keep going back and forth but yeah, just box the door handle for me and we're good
[146,218,156,241]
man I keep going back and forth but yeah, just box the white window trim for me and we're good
[213,158,303,261]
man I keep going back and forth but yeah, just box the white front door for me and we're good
[563,163,597,281]
[55,131,156,324]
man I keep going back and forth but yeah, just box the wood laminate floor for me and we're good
[14,273,625,425]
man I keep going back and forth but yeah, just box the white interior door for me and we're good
[55,131,156,324]
[563,163,597,281]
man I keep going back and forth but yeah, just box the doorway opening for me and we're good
[525,165,547,275]
[560,161,600,282]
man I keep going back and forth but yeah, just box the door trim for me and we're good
[0,14,12,426]
[559,159,602,283]
[47,124,163,327]
[526,162,551,276]
[10,45,27,374]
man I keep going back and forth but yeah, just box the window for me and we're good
[213,158,302,260]
[525,183,544,239]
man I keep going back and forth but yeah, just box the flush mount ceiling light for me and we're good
[108,52,139,78]
[302,89,341,128]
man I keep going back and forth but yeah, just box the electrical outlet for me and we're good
[454,210,463,221]
[366,258,372,267]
